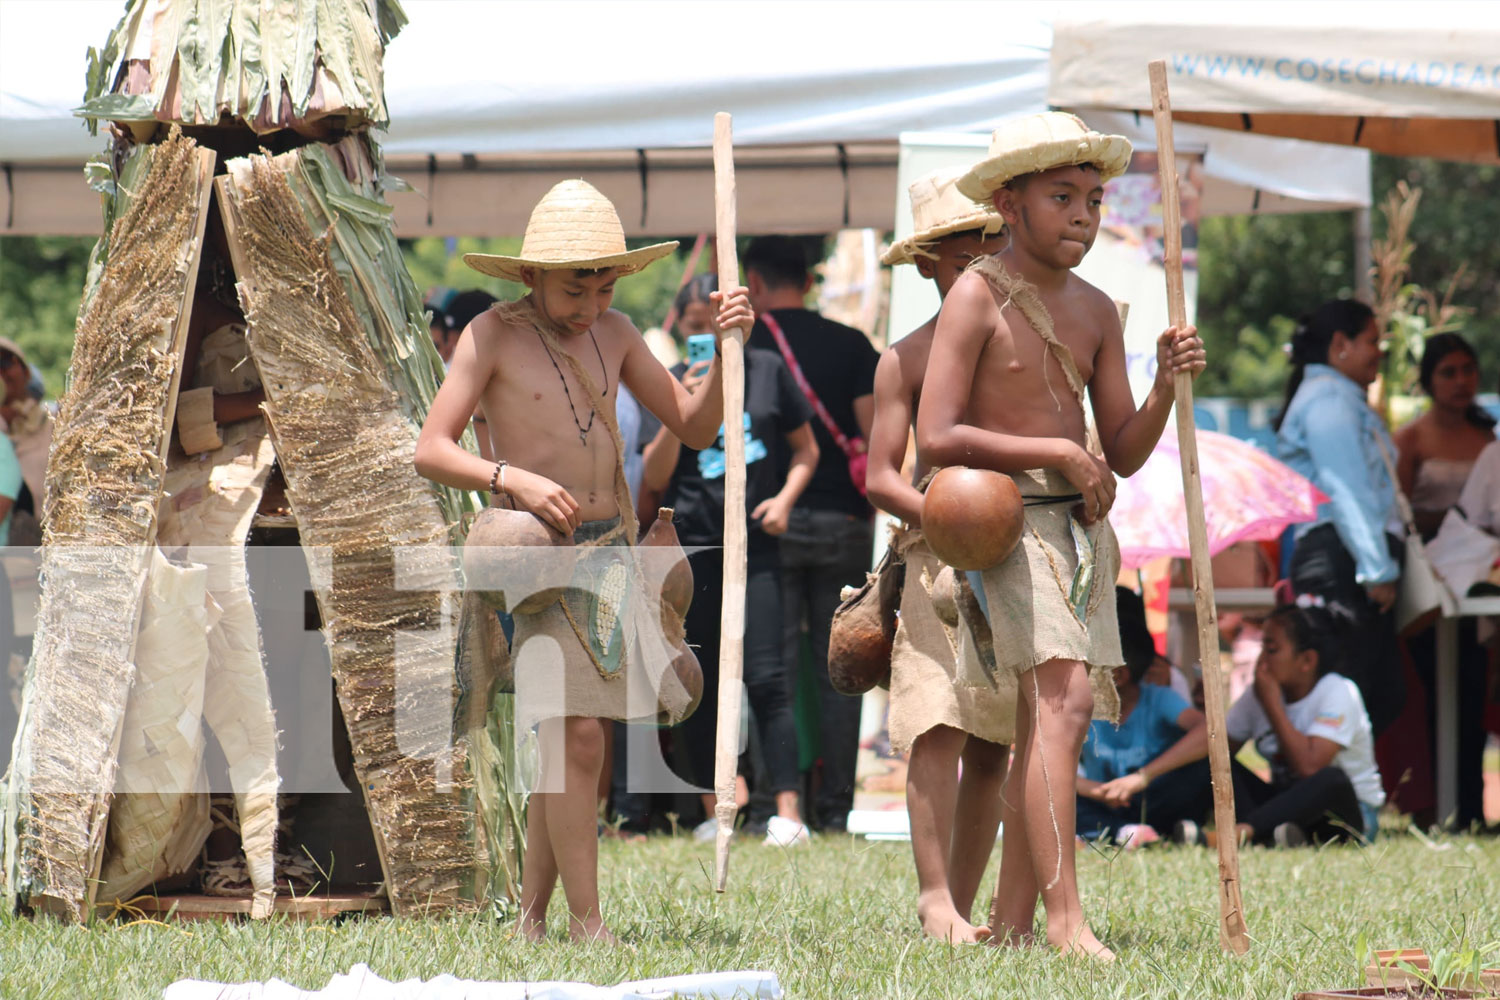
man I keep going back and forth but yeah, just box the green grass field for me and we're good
[4,830,1497,999]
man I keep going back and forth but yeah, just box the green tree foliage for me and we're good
[1195,155,1500,402]
[0,236,94,397]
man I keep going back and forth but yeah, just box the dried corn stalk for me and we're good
[217,145,483,914]
[2,129,216,920]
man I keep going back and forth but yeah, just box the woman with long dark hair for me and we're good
[1386,332,1494,829]
[1394,333,1494,540]
[1274,299,1404,736]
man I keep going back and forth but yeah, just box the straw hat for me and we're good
[463,180,678,283]
[956,112,1132,204]
[881,168,1006,267]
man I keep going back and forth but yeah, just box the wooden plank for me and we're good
[129,891,388,923]
[1166,587,1277,611]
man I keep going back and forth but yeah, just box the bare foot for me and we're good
[987,927,1035,948]
[518,911,546,943]
[918,895,987,943]
[1052,925,1115,962]
[570,917,619,945]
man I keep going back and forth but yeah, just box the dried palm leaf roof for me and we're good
[77,0,406,137]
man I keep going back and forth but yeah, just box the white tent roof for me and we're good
[1049,2,1500,161]
[0,0,1370,237]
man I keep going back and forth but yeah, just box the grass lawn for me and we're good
[3,830,1497,999]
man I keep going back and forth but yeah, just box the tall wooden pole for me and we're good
[712,111,746,892]
[1148,59,1251,956]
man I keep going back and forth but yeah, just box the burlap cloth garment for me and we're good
[887,524,1016,754]
[491,299,695,733]
[963,257,1121,723]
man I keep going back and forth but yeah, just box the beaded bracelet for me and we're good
[489,459,508,495]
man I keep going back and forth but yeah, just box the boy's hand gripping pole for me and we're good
[712,111,746,892]
[1150,59,1251,956]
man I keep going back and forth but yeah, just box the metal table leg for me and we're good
[1434,615,1459,826]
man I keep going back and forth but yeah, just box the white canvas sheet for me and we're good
[162,964,782,1000]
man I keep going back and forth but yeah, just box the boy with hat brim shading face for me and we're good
[867,167,1014,944]
[414,179,753,944]
[915,113,1205,959]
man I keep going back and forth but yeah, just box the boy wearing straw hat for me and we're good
[415,179,753,944]
[915,112,1204,959]
[867,167,1012,944]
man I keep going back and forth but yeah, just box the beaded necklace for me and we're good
[536,326,608,445]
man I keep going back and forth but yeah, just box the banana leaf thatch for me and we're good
[77,0,407,139]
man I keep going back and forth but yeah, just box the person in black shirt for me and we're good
[744,236,880,831]
[643,277,820,847]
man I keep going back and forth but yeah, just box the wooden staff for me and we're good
[712,111,746,892]
[1149,58,1251,956]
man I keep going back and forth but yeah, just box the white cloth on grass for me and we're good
[162,964,783,1000]
[1226,672,1385,808]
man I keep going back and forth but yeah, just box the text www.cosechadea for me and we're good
[1170,52,1500,90]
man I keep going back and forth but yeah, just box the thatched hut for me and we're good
[1,0,518,921]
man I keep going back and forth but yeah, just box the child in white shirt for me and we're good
[1226,602,1384,844]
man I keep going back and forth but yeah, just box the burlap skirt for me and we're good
[888,533,1015,754]
[511,517,693,732]
[969,468,1121,723]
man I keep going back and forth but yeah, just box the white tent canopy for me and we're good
[1050,5,1500,161]
[1,0,1370,238]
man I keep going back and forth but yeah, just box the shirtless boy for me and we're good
[915,113,1204,959]
[414,180,753,943]
[866,167,1011,944]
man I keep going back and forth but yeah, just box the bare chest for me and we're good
[482,329,623,454]
[977,297,1097,408]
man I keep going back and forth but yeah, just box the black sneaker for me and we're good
[1172,819,1201,846]
[1273,822,1308,847]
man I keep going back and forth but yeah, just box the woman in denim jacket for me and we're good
[1274,299,1404,735]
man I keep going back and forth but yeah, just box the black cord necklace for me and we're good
[536,326,609,446]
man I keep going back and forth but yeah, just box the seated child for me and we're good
[1076,588,1210,847]
[414,179,753,943]
[1227,601,1385,845]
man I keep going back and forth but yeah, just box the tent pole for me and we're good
[1354,205,1374,304]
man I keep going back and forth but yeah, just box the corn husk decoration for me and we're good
[2,130,216,920]
[96,548,213,905]
[218,145,485,914]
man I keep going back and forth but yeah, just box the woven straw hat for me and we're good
[956,112,1132,204]
[882,167,1006,267]
[463,180,678,283]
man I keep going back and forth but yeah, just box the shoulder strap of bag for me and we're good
[1373,430,1421,540]
[762,311,860,458]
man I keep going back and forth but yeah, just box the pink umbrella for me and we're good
[1111,429,1328,569]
